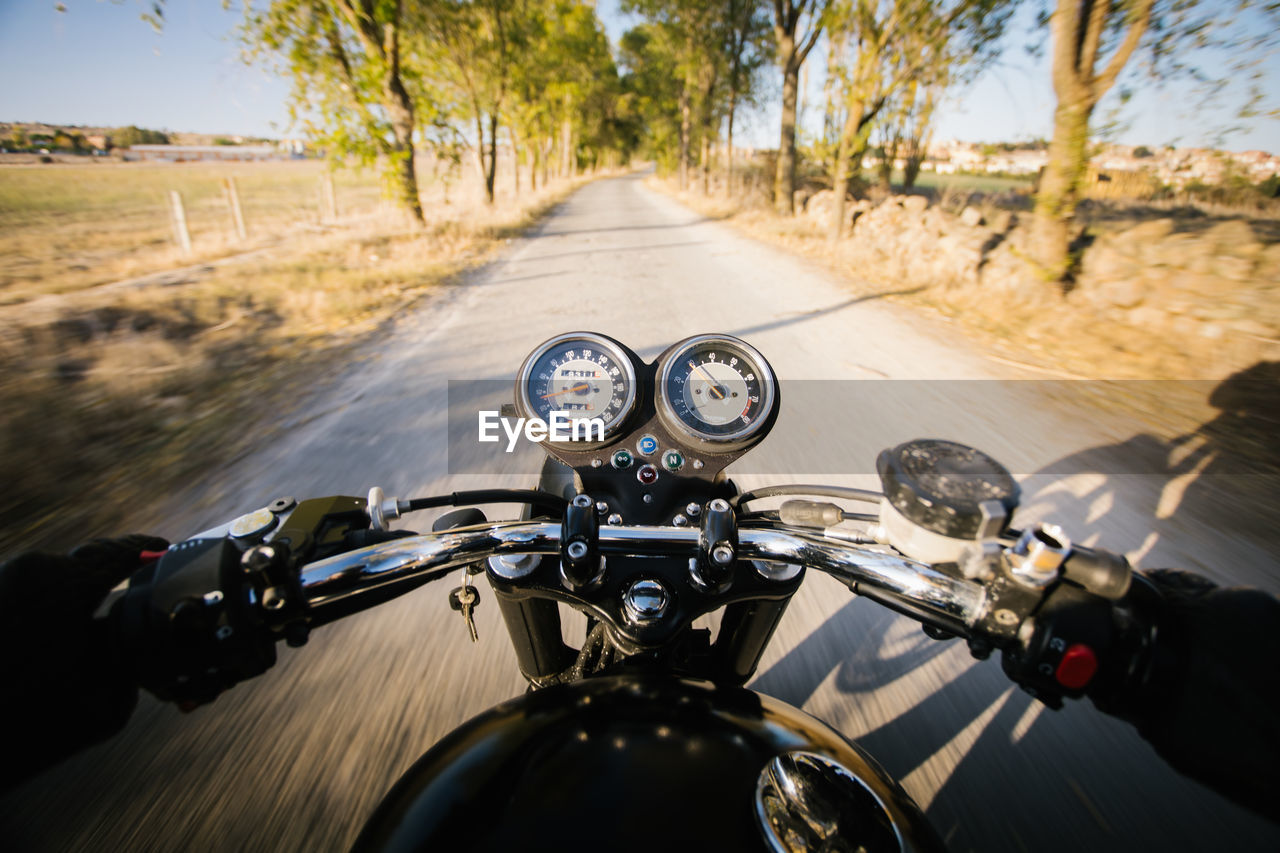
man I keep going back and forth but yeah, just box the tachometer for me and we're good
[656,334,777,451]
[517,332,637,444]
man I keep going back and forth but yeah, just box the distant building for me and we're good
[122,144,281,162]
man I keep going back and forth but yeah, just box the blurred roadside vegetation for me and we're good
[0,162,608,552]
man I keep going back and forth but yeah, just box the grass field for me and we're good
[898,170,1033,193]
[0,160,388,303]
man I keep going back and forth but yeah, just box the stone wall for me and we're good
[801,191,1279,372]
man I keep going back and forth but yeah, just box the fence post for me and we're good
[223,176,248,242]
[319,172,337,222]
[168,190,192,257]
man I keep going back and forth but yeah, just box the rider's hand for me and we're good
[1090,569,1280,819]
[0,534,168,789]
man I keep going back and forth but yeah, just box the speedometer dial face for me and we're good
[517,333,637,443]
[657,335,777,450]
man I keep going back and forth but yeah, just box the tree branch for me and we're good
[1078,0,1108,80]
[331,0,383,59]
[318,2,386,149]
[1092,0,1155,101]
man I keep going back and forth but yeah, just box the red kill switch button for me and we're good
[1055,644,1098,689]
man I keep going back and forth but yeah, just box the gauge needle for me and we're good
[541,384,589,399]
[690,362,725,400]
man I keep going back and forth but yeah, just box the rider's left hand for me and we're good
[0,534,168,789]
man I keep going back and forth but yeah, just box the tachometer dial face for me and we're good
[657,335,776,450]
[517,333,637,443]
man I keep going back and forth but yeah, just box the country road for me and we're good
[3,172,1275,851]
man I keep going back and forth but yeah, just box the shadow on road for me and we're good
[1019,361,1280,580]
[517,240,711,264]
[536,215,731,238]
[725,287,926,339]
[750,363,1280,849]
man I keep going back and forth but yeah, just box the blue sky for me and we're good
[1,0,1276,153]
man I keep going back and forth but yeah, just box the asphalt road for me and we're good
[3,172,1276,851]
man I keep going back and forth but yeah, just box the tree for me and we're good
[723,0,775,194]
[626,1,731,191]
[1133,144,1152,157]
[772,0,830,214]
[619,23,684,172]
[420,0,519,206]
[1030,0,1280,283]
[825,0,1011,240]
[112,125,169,147]
[873,79,939,190]
[241,0,426,223]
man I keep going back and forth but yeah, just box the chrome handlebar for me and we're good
[298,520,986,634]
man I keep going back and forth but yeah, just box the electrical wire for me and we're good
[732,484,882,511]
[405,489,565,515]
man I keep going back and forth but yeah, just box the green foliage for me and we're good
[112,125,170,147]
[1133,145,1153,158]
[622,1,775,176]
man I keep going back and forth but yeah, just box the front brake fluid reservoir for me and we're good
[874,439,1019,564]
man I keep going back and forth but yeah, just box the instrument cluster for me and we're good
[514,332,780,521]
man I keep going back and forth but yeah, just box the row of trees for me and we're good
[242,1,634,224]
[618,0,1279,285]
[232,1,1278,283]
[2,125,169,152]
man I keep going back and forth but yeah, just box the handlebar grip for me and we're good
[1061,545,1132,600]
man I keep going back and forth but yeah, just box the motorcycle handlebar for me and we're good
[297,520,985,635]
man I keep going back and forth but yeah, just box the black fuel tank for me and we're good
[354,675,943,852]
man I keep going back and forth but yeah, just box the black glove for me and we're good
[0,535,168,789]
[1091,569,1280,819]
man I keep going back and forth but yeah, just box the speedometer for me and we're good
[516,332,637,444]
[656,334,777,451]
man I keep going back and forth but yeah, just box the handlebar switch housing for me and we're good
[112,537,279,707]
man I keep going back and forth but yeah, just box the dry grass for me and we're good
[650,173,1280,382]
[0,160,608,552]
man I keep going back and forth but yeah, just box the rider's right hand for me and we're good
[1004,565,1280,819]
[1088,569,1280,819]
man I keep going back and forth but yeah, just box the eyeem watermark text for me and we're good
[478,411,606,452]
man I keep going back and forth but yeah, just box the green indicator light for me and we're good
[612,449,634,469]
[663,450,684,472]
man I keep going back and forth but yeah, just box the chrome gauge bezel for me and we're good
[655,334,778,453]
[516,332,639,447]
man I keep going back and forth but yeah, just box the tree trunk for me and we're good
[560,96,573,179]
[903,155,923,189]
[384,76,423,224]
[511,125,522,197]
[678,83,691,190]
[774,40,800,215]
[1031,98,1090,281]
[877,141,895,193]
[529,141,538,191]
[701,134,711,195]
[726,93,737,197]
[829,102,872,242]
[484,113,499,204]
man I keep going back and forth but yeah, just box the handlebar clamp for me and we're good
[560,494,602,590]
